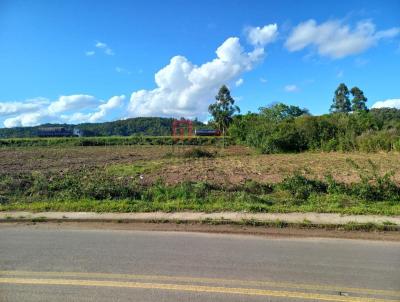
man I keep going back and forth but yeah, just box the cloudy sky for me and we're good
[0,0,399,127]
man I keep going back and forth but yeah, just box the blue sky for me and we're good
[0,0,399,127]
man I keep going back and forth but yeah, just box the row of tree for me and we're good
[208,84,400,153]
[208,83,370,135]
[0,117,206,138]
[330,83,367,113]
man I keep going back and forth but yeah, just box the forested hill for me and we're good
[0,117,206,138]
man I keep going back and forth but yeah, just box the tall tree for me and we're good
[208,85,240,135]
[350,86,368,112]
[330,83,351,113]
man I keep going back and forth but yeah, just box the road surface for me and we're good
[0,224,399,301]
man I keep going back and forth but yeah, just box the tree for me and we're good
[208,85,240,135]
[330,83,351,113]
[350,87,368,112]
[259,103,309,122]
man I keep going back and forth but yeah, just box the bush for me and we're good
[356,130,399,152]
[242,180,273,194]
[280,173,327,200]
[346,159,400,201]
[183,148,215,158]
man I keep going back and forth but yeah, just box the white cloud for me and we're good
[4,112,47,128]
[85,51,95,56]
[48,95,97,114]
[87,95,125,123]
[285,19,400,59]
[235,78,244,87]
[371,99,400,109]
[246,24,278,46]
[61,95,125,123]
[95,42,107,48]
[2,24,277,127]
[284,84,298,92]
[0,98,48,116]
[260,77,268,83]
[2,94,124,127]
[95,41,114,56]
[129,27,277,119]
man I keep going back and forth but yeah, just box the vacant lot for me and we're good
[1,145,400,215]
[1,145,400,185]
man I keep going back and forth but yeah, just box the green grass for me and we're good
[1,158,400,216]
[1,193,399,216]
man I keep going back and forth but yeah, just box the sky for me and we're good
[0,0,399,127]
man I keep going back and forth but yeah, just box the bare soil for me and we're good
[1,221,399,241]
[1,145,400,185]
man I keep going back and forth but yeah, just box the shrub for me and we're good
[242,180,273,195]
[183,148,215,158]
[346,159,400,201]
[280,173,327,200]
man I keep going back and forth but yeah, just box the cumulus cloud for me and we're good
[4,112,47,128]
[285,19,400,58]
[371,99,400,109]
[85,51,95,56]
[246,24,278,46]
[48,95,97,114]
[85,95,125,123]
[284,84,298,92]
[0,98,48,116]
[2,24,277,127]
[129,26,278,119]
[1,95,124,127]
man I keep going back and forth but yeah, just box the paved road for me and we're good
[0,225,399,301]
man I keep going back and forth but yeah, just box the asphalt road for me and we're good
[0,224,399,301]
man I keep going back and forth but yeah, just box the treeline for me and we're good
[230,105,400,153]
[204,82,399,153]
[0,117,205,138]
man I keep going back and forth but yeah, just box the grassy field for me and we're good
[1,145,400,215]
[0,136,232,147]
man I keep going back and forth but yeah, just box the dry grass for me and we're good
[153,150,400,186]
[1,145,400,186]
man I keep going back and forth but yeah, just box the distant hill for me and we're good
[0,117,207,138]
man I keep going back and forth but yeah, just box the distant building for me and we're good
[37,127,81,137]
[73,128,83,137]
[194,129,221,136]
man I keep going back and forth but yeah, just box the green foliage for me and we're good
[230,104,400,153]
[259,103,309,122]
[0,117,206,138]
[1,160,400,215]
[208,85,240,134]
[280,173,327,200]
[346,159,400,201]
[330,83,351,113]
[350,87,368,112]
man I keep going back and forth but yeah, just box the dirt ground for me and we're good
[1,221,399,241]
[1,145,400,185]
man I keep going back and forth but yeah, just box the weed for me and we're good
[183,148,215,158]
[31,216,47,222]
[280,173,327,200]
